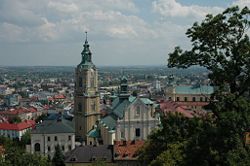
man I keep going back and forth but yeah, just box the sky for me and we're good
[0,0,249,66]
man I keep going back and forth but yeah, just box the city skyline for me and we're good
[0,0,249,66]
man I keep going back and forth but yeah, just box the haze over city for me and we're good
[1,0,249,66]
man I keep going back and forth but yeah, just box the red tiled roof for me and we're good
[114,140,144,160]
[177,101,209,107]
[54,94,65,99]
[159,100,194,118]
[0,107,37,115]
[0,120,35,131]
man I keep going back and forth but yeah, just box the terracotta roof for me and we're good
[114,140,144,160]
[0,120,35,131]
[0,107,37,115]
[159,100,194,118]
[177,101,209,107]
[54,94,65,99]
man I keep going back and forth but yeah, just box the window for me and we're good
[176,97,180,101]
[48,146,51,152]
[79,77,83,87]
[48,136,50,142]
[68,135,71,141]
[192,97,196,102]
[68,145,72,151]
[120,130,125,139]
[205,97,208,102]
[184,97,188,102]
[200,97,203,102]
[135,128,140,137]
[54,136,57,141]
[34,143,40,152]
[91,102,95,112]
[135,106,140,118]
[78,103,82,112]
[62,145,65,151]
[168,97,172,100]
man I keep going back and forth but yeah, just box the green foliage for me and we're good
[9,116,22,124]
[140,5,250,166]
[168,6,250,95]
[0,136,50,166]
[35,113,48,123]
[52,144,65,166]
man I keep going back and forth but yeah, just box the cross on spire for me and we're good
[85,31,88,42]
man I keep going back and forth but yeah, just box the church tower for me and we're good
[74,32,100,144]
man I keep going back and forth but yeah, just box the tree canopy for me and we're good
[140,6,250,166]
[168,6,250,95]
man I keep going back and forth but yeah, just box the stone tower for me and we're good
[74,32,100,144]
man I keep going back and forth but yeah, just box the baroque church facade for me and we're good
[74,34,160,145]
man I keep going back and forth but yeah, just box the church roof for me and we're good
[31,117,74,134]
[77,32,96,69]
[175,85,214,95]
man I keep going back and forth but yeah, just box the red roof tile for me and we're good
[0,107,37,116]
[114,140,144,160]
[0,120,35,131]
[159,100,194,118]
[54,94,65,99]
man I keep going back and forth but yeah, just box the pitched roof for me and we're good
[31,118,74,134]
[175,85,214,95]
[64,145,113,163]
[0,107,37,115]
[159,100,194,118]
[0,120,35,131]
[114,140,144,160]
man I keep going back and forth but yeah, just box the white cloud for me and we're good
[152,0,223,18]
[48,1,79,13]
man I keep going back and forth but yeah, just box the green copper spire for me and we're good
[78,32,95,69]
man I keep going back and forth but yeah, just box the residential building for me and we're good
[30,116,75,157]
[0,107,38,121]
[0,120,35,140]
[166,85,214,111]
[64,145,113,165]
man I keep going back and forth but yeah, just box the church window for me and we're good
[184,97,188,102]
[192,97,196,102]
[48,146,51,152]
[200,97,203,102]
[135,128,140,137]
[120,130,125,139]
[91,102,96,112]
[34,143,40,152]
[78,103,82,112]
[79,77,83,87]
[135,106,140,118]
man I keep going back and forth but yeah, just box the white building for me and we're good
[0,120,35,140]
[30,117,75,157]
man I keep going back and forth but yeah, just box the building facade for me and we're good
[89,77,160,145]
[74,33,100,145]
[30,118,75,157]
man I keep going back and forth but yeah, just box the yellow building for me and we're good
[74,33,100,145]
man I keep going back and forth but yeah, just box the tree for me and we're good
[52,145,65,166]
[168,6,250,95]
[140,6,250,166]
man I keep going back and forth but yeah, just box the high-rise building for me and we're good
[74,33,100,144]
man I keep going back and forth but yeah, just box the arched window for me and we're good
[34,143,40,152]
